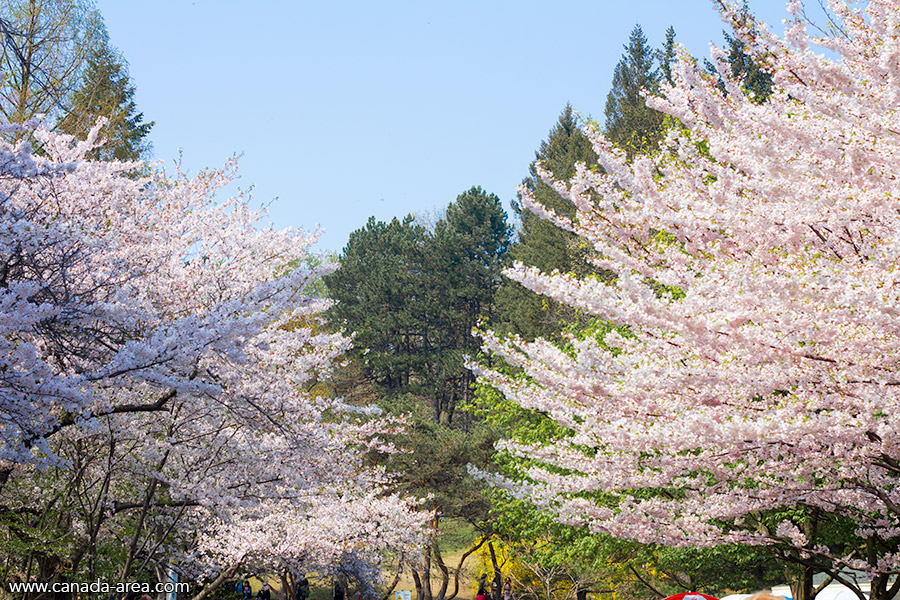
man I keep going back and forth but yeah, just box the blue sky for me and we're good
[96,0,798,252]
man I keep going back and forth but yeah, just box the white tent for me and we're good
[771,577,871,600]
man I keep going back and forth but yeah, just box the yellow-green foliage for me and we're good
[468,537,534,597]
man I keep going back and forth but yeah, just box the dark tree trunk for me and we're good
[790,566,814,600]
[433,538,449,600]
[423,545,433,600]
[411,568,424,600]
[487,542,502,600]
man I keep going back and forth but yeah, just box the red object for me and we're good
[662,594,719,600]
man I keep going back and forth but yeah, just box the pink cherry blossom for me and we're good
[478,2,900,597]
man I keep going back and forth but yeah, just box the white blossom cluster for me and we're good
[0,120,427,590]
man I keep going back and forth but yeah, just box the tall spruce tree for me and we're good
[603,25,669,160]
[494,104,598,341]
[658,26,677,87]
[721,11,773,102]
[58,42,153,160]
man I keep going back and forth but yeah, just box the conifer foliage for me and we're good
[495,104,598,341]
[325,187,511,426]
[603,25,669,159]
[0,0,104,123]
[58,42,153,160]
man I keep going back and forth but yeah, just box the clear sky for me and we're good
[95,0,799,252]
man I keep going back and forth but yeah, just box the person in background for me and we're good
[476,575,487,600]
[296,577,310,600]
[502,577,512,600]
[257,583,271,600]
[242,580,253,600]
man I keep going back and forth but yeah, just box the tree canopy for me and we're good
[478,4,900,600]
[57,41,153,159]
[494,104,598,342]
[0,0,104,124]
[0,120,427,599]
[603,25,669,160]
[325,186,511,427]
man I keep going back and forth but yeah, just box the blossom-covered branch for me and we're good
[478,2,900,599]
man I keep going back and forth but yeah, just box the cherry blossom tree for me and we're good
[0,119,427,592]
[476,2,900,600]
[195,490,429,596]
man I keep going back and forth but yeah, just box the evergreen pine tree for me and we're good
[721,29,773,102]
[58,42,153,160]
[324,215,428,391]
[603,25,668,160]
[494,105,597,341]
[324,190,510,426]
[425,187,511,425]
[658,26,677,87]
